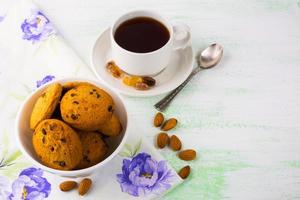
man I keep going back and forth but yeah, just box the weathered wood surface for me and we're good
[1,0,300,199]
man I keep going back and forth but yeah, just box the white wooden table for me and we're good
[1,0,300,199]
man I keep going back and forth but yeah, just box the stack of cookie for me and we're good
[30,82,122,170]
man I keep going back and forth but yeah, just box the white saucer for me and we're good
[90,28,194,97]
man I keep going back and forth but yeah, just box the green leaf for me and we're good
[124,144,132,153]
[5,150,22,164]
[132,139,142,157]
[1,162,31,178]
[119,151,131,157]
[9,93,25,101]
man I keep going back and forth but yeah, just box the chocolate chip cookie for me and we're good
[30,83,62,130]
[60,83,114,131]
[76,131,108,169]
[32,119,83,170]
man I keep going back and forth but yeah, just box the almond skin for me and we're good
[161,118,177,131]
[157,132,169,148]
[154,112,164,127]
[78,178,92,196]
[178,149,196,161]
[178,165,191,179]
[59,181,77,192]
[169,135,182,151]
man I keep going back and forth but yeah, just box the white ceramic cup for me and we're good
[110,10,191,76]
[15,78,129,177]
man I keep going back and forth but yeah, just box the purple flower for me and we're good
[0,15,5,22]
[117,152,174,197]
[36,75,55,88]
[21,10,56,43]
[7,167,51,200]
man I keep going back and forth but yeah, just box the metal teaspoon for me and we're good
[154,43,224,111]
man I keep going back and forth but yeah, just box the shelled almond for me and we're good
[78,178,92,196]
[157,132,169,148]
[161,118,177,131]
[178,165,191,179]
[169,135,182,151]
[178,149,196,161]
[154,112,164,127]
[153,112,196,181]
[59,181,77,191]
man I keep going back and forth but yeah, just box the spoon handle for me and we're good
[154,66,202,111]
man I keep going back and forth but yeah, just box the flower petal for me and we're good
[116,173,130,185]
[8,168,51,199]
[129,153,151,171]
[25,176,51,198]
[36,75,55,88]
[129,167,158,187]
[21,9,56,43]
[8,176,27,199]
[20,167,43,177]
[121,159,131,177]
[26,190,46,200]
[157,160,169,179]
[143,157,157,175]
[128,165,140,184]
[116,152,175,197]
[119,181,140,197]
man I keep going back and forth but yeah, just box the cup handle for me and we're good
[172,24,191,50]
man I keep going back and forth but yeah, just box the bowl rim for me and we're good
[15,77,129,177]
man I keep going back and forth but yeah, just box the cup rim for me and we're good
[15,77,129,177]
[110,9,173,56]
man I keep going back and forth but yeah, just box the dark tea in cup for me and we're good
[110,10,190,76]
[114,17,170,53]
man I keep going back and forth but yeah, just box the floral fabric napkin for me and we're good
[0,0,182,199]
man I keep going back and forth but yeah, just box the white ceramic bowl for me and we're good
[15,78,128,177]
